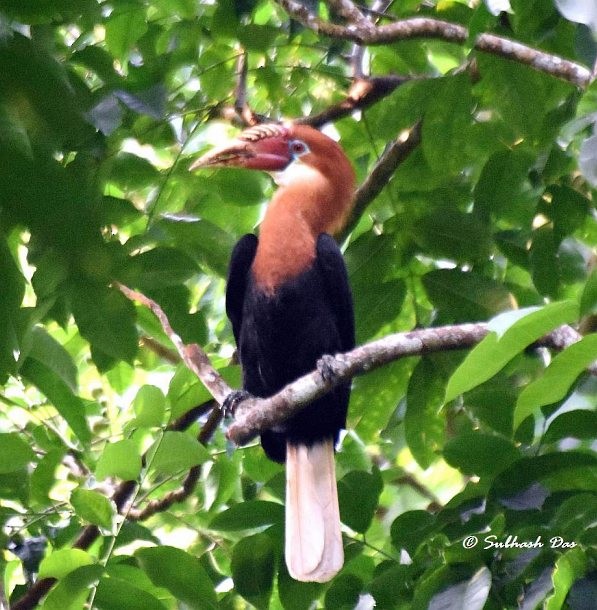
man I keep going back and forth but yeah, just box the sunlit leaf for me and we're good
[95,439,142,481]
[38,549,95,580]
[210,500,284,531]
[445,301,578,402]
[148,431,210,475]
[136,546,218,609]
[0,433,36,474]
[514,334,597,428]
[71,488,115,529]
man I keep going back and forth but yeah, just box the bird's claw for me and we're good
[222,390,252,418]
[317,354,346,384]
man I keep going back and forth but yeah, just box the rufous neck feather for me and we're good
[252,128,355,293]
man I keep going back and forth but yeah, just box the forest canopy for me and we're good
[0,0,596,608]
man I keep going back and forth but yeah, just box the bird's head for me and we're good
[189,122,348,176]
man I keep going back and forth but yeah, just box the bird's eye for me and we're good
[289,140,309,157]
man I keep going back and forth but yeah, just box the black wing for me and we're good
[315,233,355,353]
[226,234,258,344]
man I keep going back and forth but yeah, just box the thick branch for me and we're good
[227,323,487,444]
[227,322,594,445]
[277,0,592,87]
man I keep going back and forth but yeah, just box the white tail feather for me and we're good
[285,439,343,582]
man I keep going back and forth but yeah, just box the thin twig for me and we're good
[115,283,232,405]
[127,406,223,521]
[234,50,258,126]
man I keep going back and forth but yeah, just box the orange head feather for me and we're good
[191,122,356,291]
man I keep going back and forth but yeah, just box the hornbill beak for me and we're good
[189,124,293,172]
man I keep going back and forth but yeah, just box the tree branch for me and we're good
[127,406,223,521]
[276,0,592,87]
[341,120,422,238]
[298,75,409,128]
[12,286,227,610]
[115,283,232,405]
[226,322,595,446]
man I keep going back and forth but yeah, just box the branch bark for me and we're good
[12,287,226,610]
[226,322,594,446]
[298,75,410,128]
[276,0,592,87]
[341,120,422,238]
[115,283,232,405]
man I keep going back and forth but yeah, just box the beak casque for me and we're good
[189,123,293,172]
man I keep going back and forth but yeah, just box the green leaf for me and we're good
[210,500,284,531]
[514,334,597,428]
[580,270,597,316]
[167,366,213,421]
[354,278,407,343]
[24,326,78,392]
[410,209,492,263]
[31,448,66,504]
[324,573,363,610]
[278,563,324,610]
[545,548,587,610]
[70,283,138,364]
[231,533,276,610]
[104,6,149,61]
[94,576,167,610]
[132,385,166,428]
[71,488,115,529]
[155,218,236,278]
[0,233,25,378]
[130,247,198,289]
[422,74,473,175]
[405,357,446,469]
[369,564,412,608]
[428,567,491,610]
[530,225,559,297]
[491,452,597,498]
[238,24,279,52]
[42,565,104,610]
[445,301,579,402]
[544,410,597,444]
[0,102,32,158]
[0,433,36,474]
[107,152,158,191]
[21,358,91,443]
[38,549,95,580]
[148,431,210,475]
[422,269,514,322]
[136,546,218,610]
[474,149,537,224]
[391,510,436,555]
[95,439,142,481]
[338,469,383,533]
[443,432,520,476]
[552,494,597,540]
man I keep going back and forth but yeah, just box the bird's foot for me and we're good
[222,390,252,418]
[317,354,348,384]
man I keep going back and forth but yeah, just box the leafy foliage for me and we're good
[0,0,596,608]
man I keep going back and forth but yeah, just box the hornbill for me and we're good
[191,122,355,582]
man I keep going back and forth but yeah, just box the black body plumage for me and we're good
[226,233,355,463]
